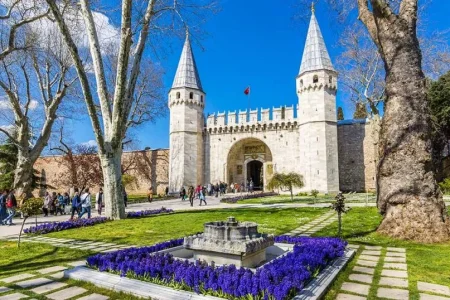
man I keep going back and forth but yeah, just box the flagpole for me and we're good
[247,85,251,122]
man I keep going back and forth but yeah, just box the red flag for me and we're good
[244,86,250,95]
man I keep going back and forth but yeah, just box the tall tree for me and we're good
[353,102,368,119]
[355,0,449,242]
[298,0,450,241]
[45,0,216,219]
[337,106,344,120]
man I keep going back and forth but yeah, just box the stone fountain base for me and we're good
[193,248,267,268]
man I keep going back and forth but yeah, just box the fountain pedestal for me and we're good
[183,217,274,268]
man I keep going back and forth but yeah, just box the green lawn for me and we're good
[0,242,142,299]
[236,193,376,205]
[46,207,326,245]
[318,207,450,300]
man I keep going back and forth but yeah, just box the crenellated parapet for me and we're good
[205,105,299,134]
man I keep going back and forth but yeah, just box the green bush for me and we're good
[439,178,450,194]
[310,189,319,198]
[19,198,42,217]
[296,192,308,196]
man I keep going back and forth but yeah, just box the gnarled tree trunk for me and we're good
[357,0,450,242]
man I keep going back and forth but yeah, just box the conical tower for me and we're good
[168,32,205,192]
[297,5,339,193]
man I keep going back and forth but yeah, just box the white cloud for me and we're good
[0,100,12,110]
[28,6,121,58]
[81,140,97,148]
[0,124,15,134]
[28,100,38,110]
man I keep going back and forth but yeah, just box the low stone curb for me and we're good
[293,248,357,300]
[63,267,224,300]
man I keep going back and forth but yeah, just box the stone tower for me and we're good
[296,7,339,193]
[168,32,205,193]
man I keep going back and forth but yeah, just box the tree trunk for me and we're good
[100,149,125,219]
[376,19,450,242]
[337,211,342,237]
[13,153,34,204]
[18,216,28,248]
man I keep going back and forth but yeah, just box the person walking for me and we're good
[180,187,186,201]
[42,192,51,217]
[78,188,91,219]
[3,190,17,226]
[0,190,8,224]
[96,188,103,215]
[187,185,194,207]
[147,186,153,203]
[56,193,65,215]
[123,188,128,208]
[70,188,80,220]
[63,192,71,214]
[165,186,169,197]
[199,186,207,206]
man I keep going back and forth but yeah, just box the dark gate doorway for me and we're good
[247,160,263,190]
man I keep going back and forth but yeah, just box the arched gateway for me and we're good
[226,138,273,190]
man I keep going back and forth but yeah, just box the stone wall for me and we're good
[337,120,377,192]
[33,149,170,196]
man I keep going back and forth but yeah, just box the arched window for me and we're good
[201,95,204,103]
[329,75,332,84]
[176,92,180,99]
[313,75,319,83]
[300,79,303,87]
[189,92,194,99]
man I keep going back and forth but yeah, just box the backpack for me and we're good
[6,196,13,208]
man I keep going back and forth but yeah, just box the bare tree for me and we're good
[0,45,75,202]
[44,0,217,219]
[0,0,50,61]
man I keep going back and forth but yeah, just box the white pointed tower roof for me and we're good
[299,4,335,76]
[171,31,203,92]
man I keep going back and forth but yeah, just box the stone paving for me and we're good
[286,210,337,236]
[337,245,410,299]
[0,263,109,300]
[3,235,136,253]
[418,281,450,299]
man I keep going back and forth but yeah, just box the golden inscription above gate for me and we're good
[244,145,265,154]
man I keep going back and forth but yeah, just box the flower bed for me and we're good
[24,217,110,235]
[86,236,346,300]
[126,207,174,218]
[220,192,279,204]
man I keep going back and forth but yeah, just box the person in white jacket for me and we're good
[78,188,92,219]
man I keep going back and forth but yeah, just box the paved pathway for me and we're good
[0,192,398,239]
[286,210,337,236]
[3,235,139,253]
[0,261,109,300]
[336,245,410,299]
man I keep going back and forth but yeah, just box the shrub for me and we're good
[310,189,319,198]
[126,207,174,218]
[220,192,278,204]
[439,178,450,194]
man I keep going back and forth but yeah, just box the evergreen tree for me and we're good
[0,139,18,190]
[428,70,450,179]
[337,107,345,120]
[353,102,368,119]
[0,139,43,192]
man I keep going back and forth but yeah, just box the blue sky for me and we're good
[69,0,450,150]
